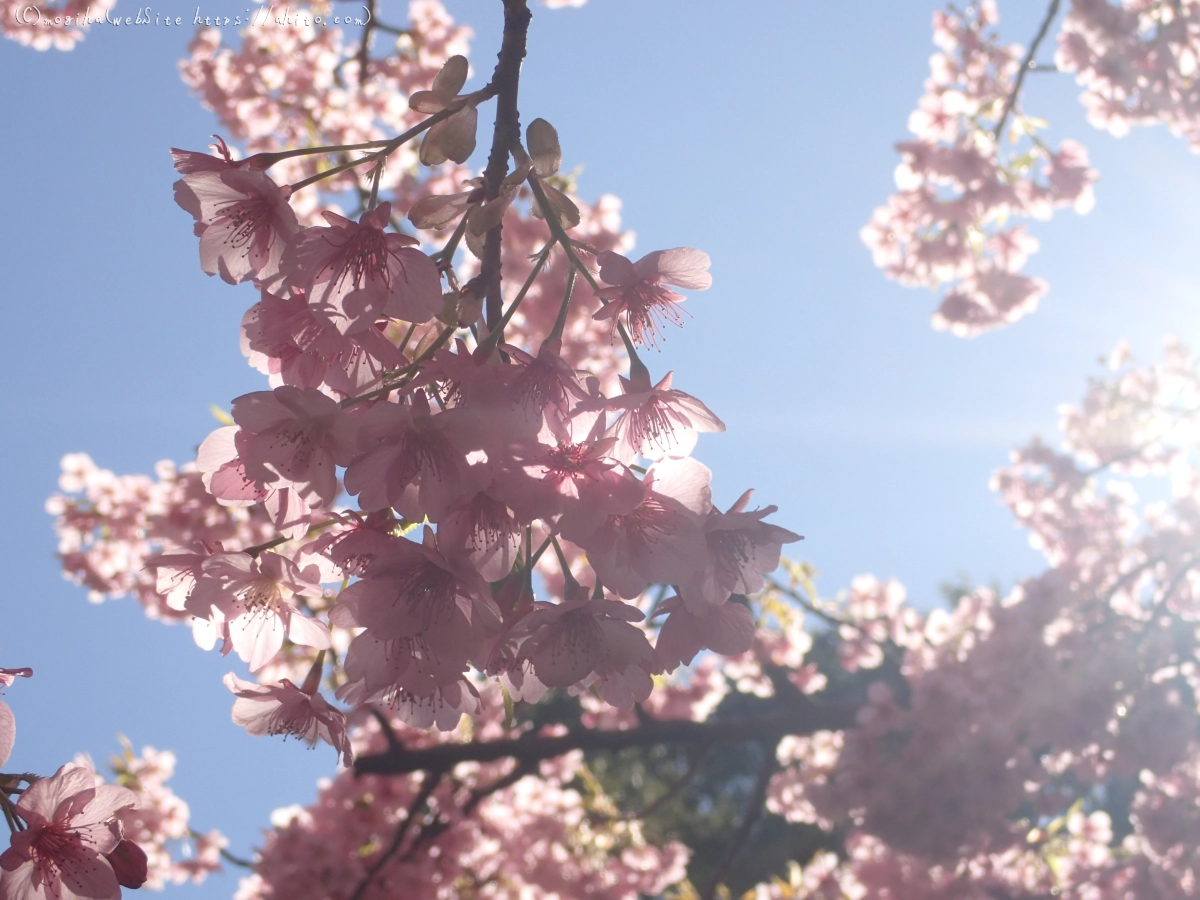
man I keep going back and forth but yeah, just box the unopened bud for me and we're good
[527,118,562,178]
[107,840,149,889]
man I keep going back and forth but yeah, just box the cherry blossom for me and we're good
[0,0,115,50]
[679,488,803,611]
[864,3,1097,336]
[186,550,331,671]
[224,673,352,766]
[0,704,13,771]
[593,247,711,348]
[283,204,442,334]
[229,386,357,509]
[604,369,725,462]
[0,760,137,900]
[173,166,299,286]
[104,745,225,889]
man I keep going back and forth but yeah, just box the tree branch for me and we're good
[355,701,857,777]
[992,0,1061,142]
[701,752,776,900]
[481,0,533,331]
[347,768,445,900]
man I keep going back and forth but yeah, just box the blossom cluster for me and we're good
[47,0,800,771]
[863,1,1097,337]
[749,340,1200,897]
[0,0,115,51]
[1057,0,1200,150]
[2,665,223,900]
[105,744,226,890]
[47,453,275,619]
[235,688,687,900]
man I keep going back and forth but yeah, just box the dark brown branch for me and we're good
[992,0,1061,141]
[355,702,857,777]
[347,768,445,900]
[462,760,538,817]
[701,752,777,900]
[371,707,403,752]
[480,0,533,332]
[357,0,378,87]
[619,741,715,822]
[382,762,539,873]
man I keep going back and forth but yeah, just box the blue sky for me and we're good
[2,1,1199,895]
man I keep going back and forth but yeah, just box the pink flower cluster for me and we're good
[0,759,143,900]
[1,666,221,900]
[236,695,688,900]
[103,744,226,890]
[43,0,801,768]
[47,452,275,619]
[1058,0,1200,150]
[863,1,1097,336]
[178,0,472,215]
[0,0,114,51]
[751,339,1200,896]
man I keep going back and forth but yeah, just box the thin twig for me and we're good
[356,0,378,87]
[619,741,715,821]
[186,828,255,868]
[992,0,1062,142]
[701,754,776,900]
[356,703,858,777]
[480,0,533,329]
[477,242,552,354]
[371,708,403,752]
[347,768,445,900]
[765,575,852,630]
[384,762,537,874]
[290,96,493,194]
[218,847,256,869]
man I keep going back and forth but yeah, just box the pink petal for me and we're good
[640,247,712,290]
[19,764,95,824]
[287,613,332,651]
[75,784,138,830]
[0,701,13,769]
[596,251,636,288]
[229,611,287,672]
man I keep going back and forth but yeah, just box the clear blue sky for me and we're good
[2,2,1199,896]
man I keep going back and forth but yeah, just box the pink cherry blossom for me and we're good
[518,589,660,705]
[186,550,331,671]
[0,0,114,51]
[195,426,315,540]
[174,167,299,286]
[0,702,13,769]
[500,338,590,433]
[863,4,1097,336]
[231,385,359,509]
[343,390,484,521]
[283,203,442,334]
[605,369,724,461]
[0,760,137,900]
[679,489,803,611]
[169,136,240,175]
[241,289,407,397]
[593,248,711,348]
[0,668,31,689]
[435,491,522,581]
[47,453,275,619]
[565,457,711,599]
[654,595,757,670]
[224,673,352,766]
[105,744,225,889]
[492,409,645,538]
